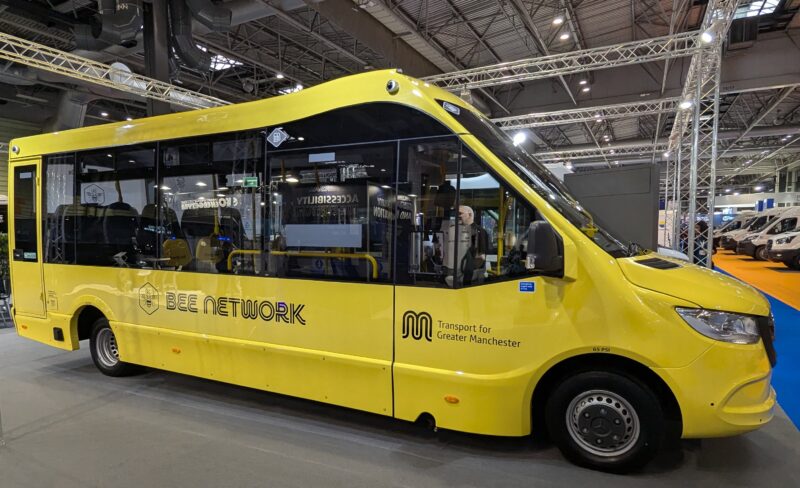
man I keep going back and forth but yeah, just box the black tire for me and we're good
[755,246,768,261]
[89,317,140,377]
[787,256,800,271]
[545,371,665,473]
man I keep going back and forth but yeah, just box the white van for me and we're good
[767,230,800,270]
[720,207,785,251]
[713,210,755,249]
[737,207,800,260]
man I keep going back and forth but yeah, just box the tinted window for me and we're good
[13,166,37,261]
[75,145,157,266]
[160,131,264,274]
[267,142,395,283]
[44,155,76,264]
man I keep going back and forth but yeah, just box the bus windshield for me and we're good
[441,102,630,258]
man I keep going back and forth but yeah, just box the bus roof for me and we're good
[9,69,474,160]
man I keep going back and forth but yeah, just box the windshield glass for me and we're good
[441,102,630,258]
[750,216,776,233]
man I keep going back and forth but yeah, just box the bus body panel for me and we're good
[41,264,394,416]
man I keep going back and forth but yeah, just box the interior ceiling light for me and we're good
[553,16,564,25]
[559,32,570,40]
[679,100,693,109]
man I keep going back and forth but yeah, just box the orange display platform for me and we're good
[714,251,800,310]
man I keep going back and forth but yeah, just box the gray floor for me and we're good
[1,329,798,488]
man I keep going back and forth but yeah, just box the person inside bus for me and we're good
[458,205,489,286]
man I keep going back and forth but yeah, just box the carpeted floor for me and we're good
[713,250,800,309]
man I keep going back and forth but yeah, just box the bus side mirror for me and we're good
[527,221,563,275]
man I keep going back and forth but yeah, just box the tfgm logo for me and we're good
[402,310,432,342]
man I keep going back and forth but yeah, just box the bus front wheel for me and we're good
[545,371,664,473]
[89,318,140,377]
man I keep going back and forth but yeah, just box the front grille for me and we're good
[636,257,681,269]
[757,315,777,367]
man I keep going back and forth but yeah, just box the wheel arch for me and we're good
[530,353,682,438]
[68,297,116,345]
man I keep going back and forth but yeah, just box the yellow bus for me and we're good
[8,69,776,472]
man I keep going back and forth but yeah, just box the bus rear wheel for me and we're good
[545,371,664,473]
[89,317,140,377]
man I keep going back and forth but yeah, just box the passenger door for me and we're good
[392,139,556,434]
[10,160,46,317]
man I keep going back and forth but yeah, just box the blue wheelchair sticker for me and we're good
[519,281,535,293]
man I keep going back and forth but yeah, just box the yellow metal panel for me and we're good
[44,264,393,415]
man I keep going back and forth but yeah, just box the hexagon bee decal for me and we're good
[139,282,159,315]
[83,184,105,205]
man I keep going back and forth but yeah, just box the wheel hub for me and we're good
[96,328,120,369]
[566,390,640,457]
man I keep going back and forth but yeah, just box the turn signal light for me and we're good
[444,395,460,404]
[171,347,181,354]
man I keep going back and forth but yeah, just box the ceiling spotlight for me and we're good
[581,87,590,93]
[565,161,573,169]
[295,84,303,90]
[559,32,570,41]
[276,73,285,79]
[733,192,740,196]
[512,132,527,146]
[613,161,620,165]
[579,79,588,85]
[594,113,602,119]
[553,16,564,25]
[754,185,763,191]
[195,182,207,187]
[297,136,305,141]
[125,116,133,121]
[724,188,731,193]
[663,151,671,158]
[100,111,109,117]
[679,100,693,110]
[286,176,299,183]
[701,30,714,44]
[609,149,615,154]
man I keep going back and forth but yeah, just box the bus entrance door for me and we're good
[10,160,46,317]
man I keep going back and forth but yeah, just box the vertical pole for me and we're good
[706,55,721,268]
[143,0,172,116]
[672,140,683,251]
[663,157,670,247]
[687,58,704,262]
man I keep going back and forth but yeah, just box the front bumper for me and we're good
[767,248,800,264]
[721,236,738,251]
[737,240,757,257]
[655,339,775,438]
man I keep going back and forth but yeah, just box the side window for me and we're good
[75,146,156,267]
[774,217,797,234]
[44,154,76,264]
[396,138,460,287]
[456,154,540,287]
[160,131,264,274]
[267,142,395,283]
[12,166,37,261]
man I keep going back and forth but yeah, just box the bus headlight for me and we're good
[676,308,760,344]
